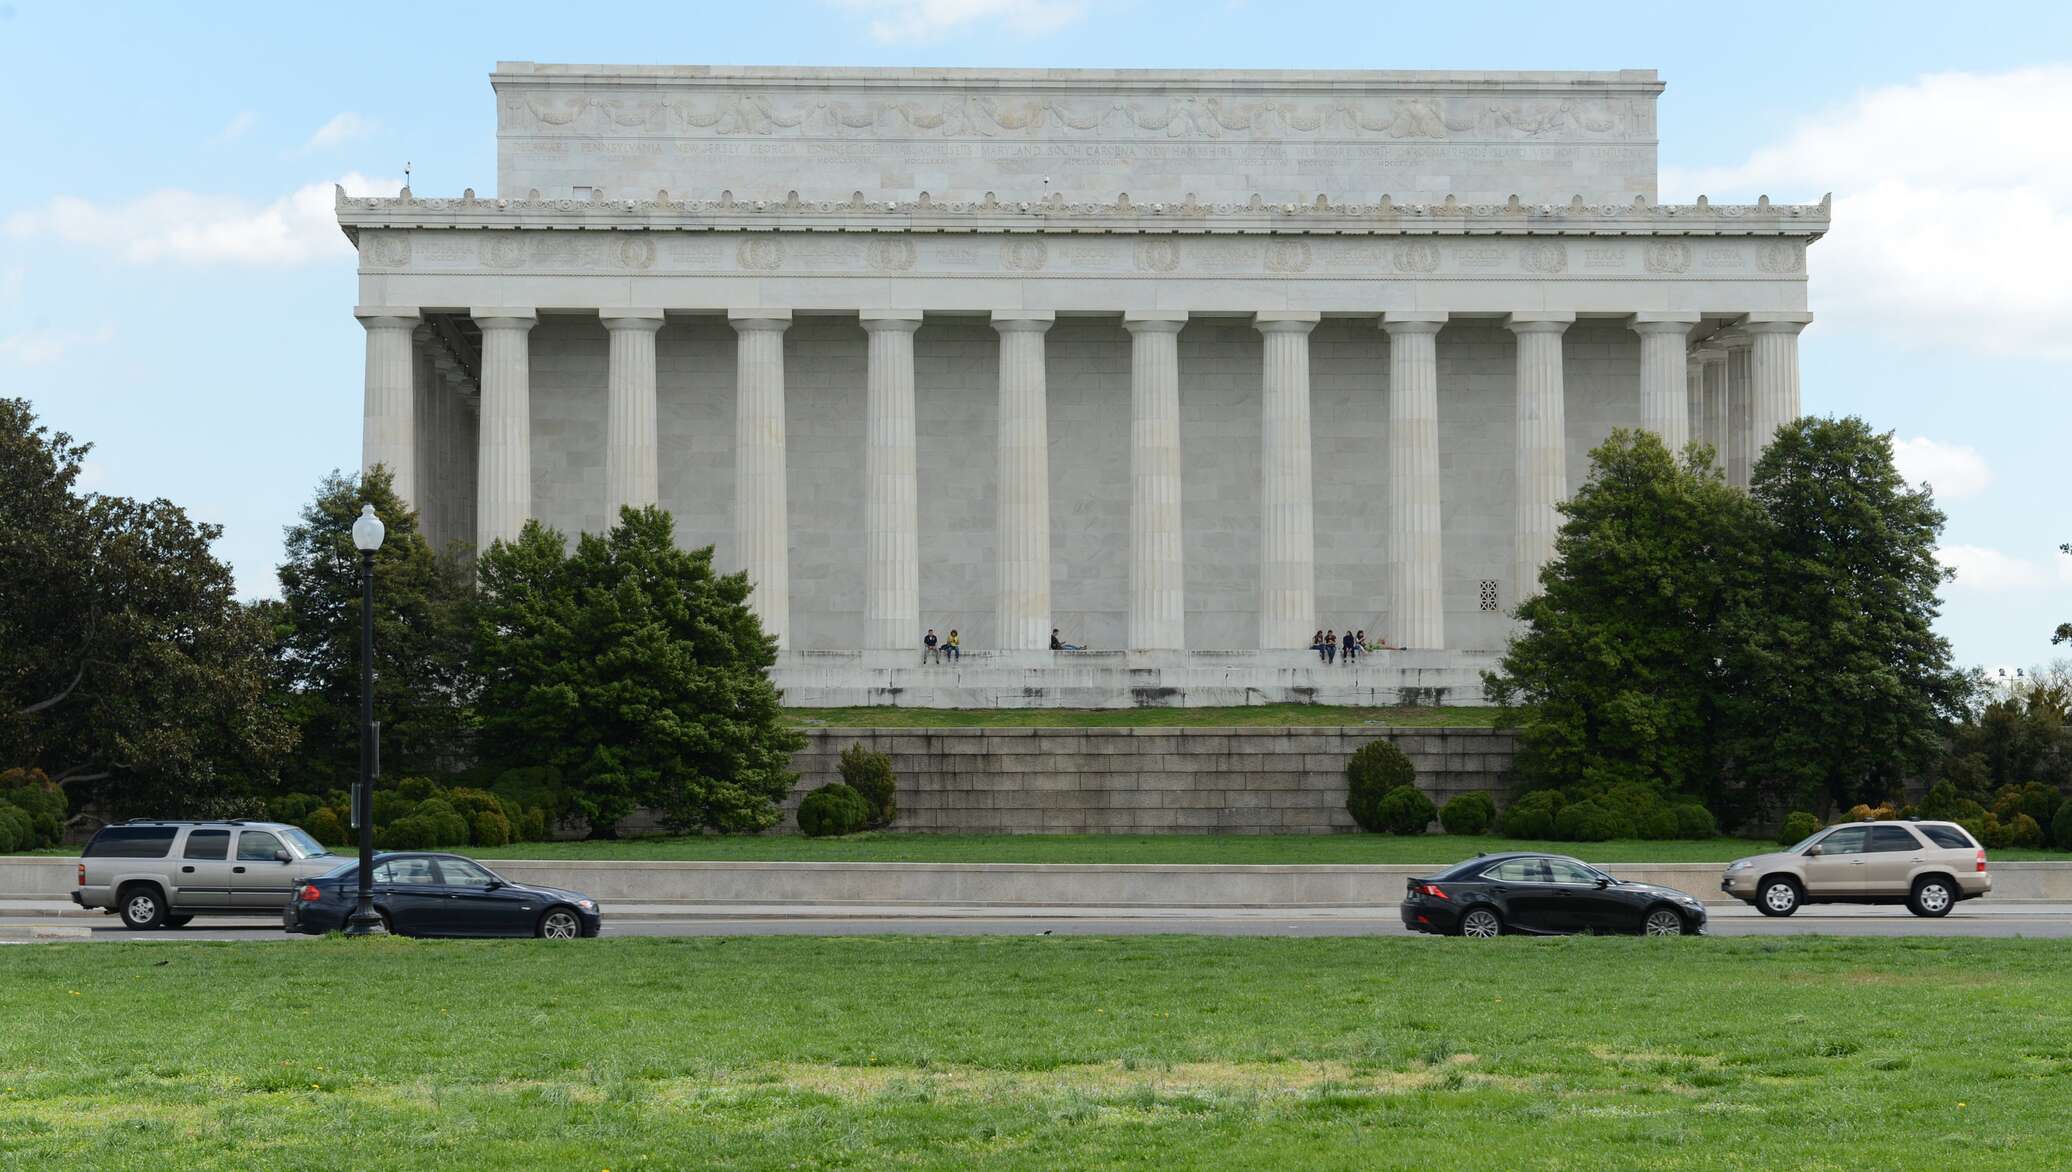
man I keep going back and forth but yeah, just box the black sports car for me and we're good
[285,852,602,938]
[1401,852,1707,937]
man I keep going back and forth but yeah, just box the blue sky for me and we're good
[2,1,2067,671]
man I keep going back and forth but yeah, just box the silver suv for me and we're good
[72,820,341,929]
[1720,820,1991,918]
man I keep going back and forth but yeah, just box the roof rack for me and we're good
[122,818,250,826]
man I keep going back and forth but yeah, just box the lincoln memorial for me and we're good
[341,63,1823,707]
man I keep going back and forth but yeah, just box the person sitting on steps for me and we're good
[945,629,960,661]
[923,628,940,664]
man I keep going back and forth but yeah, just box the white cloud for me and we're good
[211,111,259,145]
[828,0,1087,43]
[1891,436,1992,500]
[0,324,114,366]
[295,112,376,155]
[1938,544,2072,592]
[3,172,401,266]
[1661,66,2072,363]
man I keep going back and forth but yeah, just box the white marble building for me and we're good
[343,63,1822,707]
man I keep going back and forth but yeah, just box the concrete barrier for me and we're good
[10,854,2072,909]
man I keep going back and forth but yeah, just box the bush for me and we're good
[1979,815,2013,850]
[1345,739,1417,833]
[1916,781,1963,822]
[797,783,871,837]
[838,744,898,828]
[1555,799,1625,842]
[2055,798,2072,852]
[1372,785,1437,835]
[1501,789,1565,839]
[471,809,513,848]
[1778,811,1821,845]
[519,808,550,843]
[2008,813,2045,849]
[1672,803,1717,839]
[0,805,31,853]
[0,769,65,848]
[1638,807,1681,841]
[1439,792,1496,836]
[303,807,349,847]
[268,792,322,823]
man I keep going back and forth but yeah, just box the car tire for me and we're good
[1458,906,1502,939]
[118,885,168,930]
[165,915,193,928]
[537,907,583,940]
[1908,876,1956,918]
[1642,906,1687,936]
[1756,877,1802,918]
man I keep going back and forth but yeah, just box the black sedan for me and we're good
[1401,852,1707,937]
[285,852,602,938]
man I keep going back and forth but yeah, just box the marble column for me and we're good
[471,308,535,550]
[992,311,1055,652]
[1685,353,1707,453]
[1715,331,1755,488]
[861,311,924,652]
[1630,313,1700,453]
[602,310,665,523]
[730,310,792,648]
[1382,312,1447,650]
[1507,312,1574,599]
[1123,312,1188,651]
[357,307,419,506]
[1744,312,1813,465]
[411,326,435,532]
[1697,347,1730,474]
[1255,311,1319,650]
[429,349,470,551]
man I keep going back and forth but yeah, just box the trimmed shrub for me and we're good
[0,806,31,853]
[838,744,898,828]
[1672,803,1718,839]
[798,783,871,838]
[1501,789,1565,839]
[1979,815,2012,850]
[1373,785,1438,836]
[1778,811,1821,846]
[519,808,550,843]
[2054,798,2072,852]
[1345,739,1417,834]
[471,809,513,848]
[303,807,349,847]
[268,792,322,823]
[1916,781,1963,822]
[1638,807,1681,841]
[1439,792,1496,836]
[2008,813,2045,849]
[0,769,65,848]
[1555,799,1624,842]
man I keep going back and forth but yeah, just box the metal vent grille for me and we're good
[1478,580,1500,612]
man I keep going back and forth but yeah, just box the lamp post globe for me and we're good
[345,503,388,936]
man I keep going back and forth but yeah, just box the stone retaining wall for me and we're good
[786,726,1517,834]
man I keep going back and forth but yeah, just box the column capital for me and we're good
[1710,329,1755,352]
[1738,311,1814,335]
[1691,345,1729,367]
[1122,311,1188,334]
[600,309,666,332]
[991,310,1056,334]
[860,309,925,333]
[728,308,792,332]
[1505,311,1575,335]
[1628,312,1701,336]
[1254,310,1319,335]
[355,307,420,330]
[1381,310,1447,336]
[471,308,537,331]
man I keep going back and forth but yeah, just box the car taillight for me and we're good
[77,863,86,886]
[1419,884,1450,901]
[298,885,322,902]
[1976,850,1988,873]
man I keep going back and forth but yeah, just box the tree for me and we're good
[1726,417,1965,813]
[1484,430,1757,807]
[472,506,802,835]
[2055,542,2070,646]
[271,468,476,791]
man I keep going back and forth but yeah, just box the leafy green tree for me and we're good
[1485,430,1757,807]
[1726,417,1965,813]
[271,468,476,791]
[472,506,802,836]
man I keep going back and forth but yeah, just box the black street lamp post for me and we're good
[345,504,387,936]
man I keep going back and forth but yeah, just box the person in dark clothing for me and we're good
[1342,629,1357,665]
[923,628,940,664]
[1323,630,1337,664]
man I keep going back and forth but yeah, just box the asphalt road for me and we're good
[11,905,2072,941]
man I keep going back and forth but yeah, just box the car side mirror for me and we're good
[484,879,503,891]
[1595,877,1611,888]
[273,849,292,863]
[1806,844,1823,857]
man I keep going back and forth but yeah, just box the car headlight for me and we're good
[576,899,595,910]
[1725,861,1750,873]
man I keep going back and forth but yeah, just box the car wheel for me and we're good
[1643,907,1686,937]
[537,908,582,939]
[165,915,193,928]
[1757,877,1801,918]
[119,885,168,930]
[1909,877,1956,918]
[1459,907,1502,939]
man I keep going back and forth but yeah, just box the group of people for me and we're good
[1313,629,1389,664]
[921,628,961,663]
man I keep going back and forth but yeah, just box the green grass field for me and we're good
[2,936,2066,1169]
[785,704,1508,728]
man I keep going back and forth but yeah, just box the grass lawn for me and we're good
[784,703,1508,728]
[1,936,2066,1169]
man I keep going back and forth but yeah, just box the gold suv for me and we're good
[1720,820,1991,918]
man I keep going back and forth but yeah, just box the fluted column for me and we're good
[1124,312,1187,651]
[1255,311,1319,650]
[1715,331,1755,488]
[992,311,1055,651]
[1507,312,1574,599]
[602,311,665,523]
[1685,353,1707,453]
[1382,312,1447,649]
[357,307,420,506]
[1697,347,1730,474]
[471,308,535,550]
[1745,312,1813,467]
[411,327,435,529]
[730,310,792,648]
[1631,313,1699,453]
[862,311,924,652]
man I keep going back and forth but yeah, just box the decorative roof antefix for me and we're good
[336,187,1831,240]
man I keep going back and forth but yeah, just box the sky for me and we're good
[2,0,2067,672]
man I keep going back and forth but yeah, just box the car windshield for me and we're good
[317,860,359,882]
[280,828,331,857]
[1786,831,1827,853]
